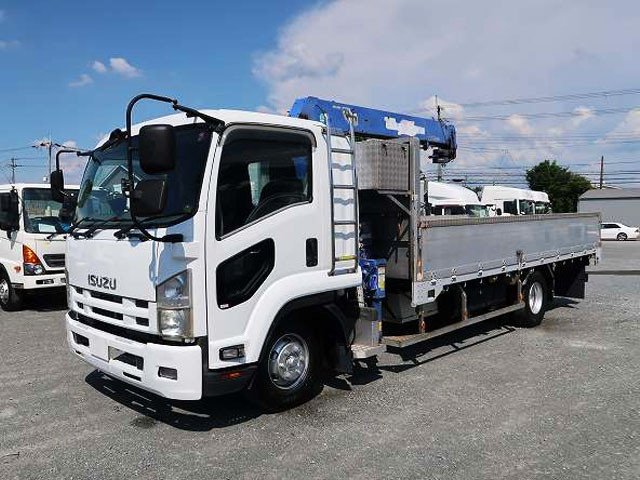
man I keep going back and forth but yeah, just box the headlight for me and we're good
[24,263,45,275]
[157,270,192,340]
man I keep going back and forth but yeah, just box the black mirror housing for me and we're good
[139,124,176,175]
[50,170,65,203]
[0,190,20,232]
[131,179,168,217]
[496,208,503,216]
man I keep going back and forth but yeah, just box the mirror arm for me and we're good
[172,103,225,133]
[125,93,183,244]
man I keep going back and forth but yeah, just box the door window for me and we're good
[216,239,275,309]
[503,200,518,215]
[216,129,313,237]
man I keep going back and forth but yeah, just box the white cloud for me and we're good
[506,114,535,136]
[606,108,640,136]
[109,57,141,78]
[254,0,640,176]
[419,96,465,121]
[92,60,107,74]
[69,73,93,87]
[571,106,595,128]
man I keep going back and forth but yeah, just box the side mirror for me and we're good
[0,191,19,232]
[131,179,168,217]
[139,124,176,175]
[496,208,502,216]
[50,169,65,203]
[59,193,77,223]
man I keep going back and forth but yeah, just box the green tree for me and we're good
[526,160,592,212]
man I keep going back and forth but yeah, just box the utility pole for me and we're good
[599,155,604,189]
[10,158,16,183]
[9,157,21,184]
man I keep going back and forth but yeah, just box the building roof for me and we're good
[579,188,640,200]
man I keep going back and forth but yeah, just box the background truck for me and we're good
[53,93,600,410]
[426,181,489,217]
[0,183,78,310]
[481,185,552,216]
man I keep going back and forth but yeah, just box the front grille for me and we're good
[92,306,123,320]
[91,290,122,304]
[70,286,153,333]
[73,312,178,346]
[43,254,65,269]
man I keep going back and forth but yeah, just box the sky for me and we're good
[1,0,640,186]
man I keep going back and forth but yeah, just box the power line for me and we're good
[460,105,640,122]
[0,146,32,154]
[455,88,640,109]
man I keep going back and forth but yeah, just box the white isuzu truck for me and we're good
[0,183,78,310]
[52,94,600,410]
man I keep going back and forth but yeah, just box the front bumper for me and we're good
[66,314,257,400]
[17,271,66,290]
[67,313,203,400]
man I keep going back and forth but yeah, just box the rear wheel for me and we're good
[0,270,23,311]
[250,322,321,411]
[512,271,548,327]
[617,232,628,241]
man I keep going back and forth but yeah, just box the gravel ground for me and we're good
[1,242,639,480]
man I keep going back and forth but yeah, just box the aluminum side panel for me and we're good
[413,213,600,305]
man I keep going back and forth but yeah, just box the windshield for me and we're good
[465,204,490,217]
[518,199,535,215]
[432,205,466,215]
[535,202,551,214]
[23,188,78,234]
[76,124,212,228]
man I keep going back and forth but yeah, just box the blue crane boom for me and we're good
[289,96,457,161]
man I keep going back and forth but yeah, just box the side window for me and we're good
[217,239,275,309]
[503,200,518,215]
[216,129,313,237]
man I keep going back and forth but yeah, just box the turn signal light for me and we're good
[23,245,42,265]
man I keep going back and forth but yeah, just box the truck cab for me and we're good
[481,185,549,216]
[426,181,489,217]
[0,183,79,310]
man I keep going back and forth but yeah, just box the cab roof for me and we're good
[96,109,323,148]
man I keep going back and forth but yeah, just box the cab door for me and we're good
[205,125,328,370]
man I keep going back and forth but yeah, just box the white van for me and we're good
[0,183,79,310]
[426,181,489,217]
[481,186,550,216]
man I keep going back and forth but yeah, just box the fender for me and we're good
[208,269,360,370]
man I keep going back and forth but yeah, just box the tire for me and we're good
[249,321,321,411]
[0,269,23,311]
[617,233,628,241]
[512,271,548,328]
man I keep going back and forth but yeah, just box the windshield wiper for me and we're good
[68,217,101,239]
[46,230,68,241]
[113,214,185,241]
[83,215,127,238]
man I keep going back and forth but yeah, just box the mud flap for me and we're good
[554,262,587,299]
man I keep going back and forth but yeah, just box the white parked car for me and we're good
[600,222,639,241]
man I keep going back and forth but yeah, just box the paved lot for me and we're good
[1,242,639,479]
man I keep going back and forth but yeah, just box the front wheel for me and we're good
[512,271,548,328]
[0,270,23,311]
[249,322,321,411]
[617,232,628,241]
